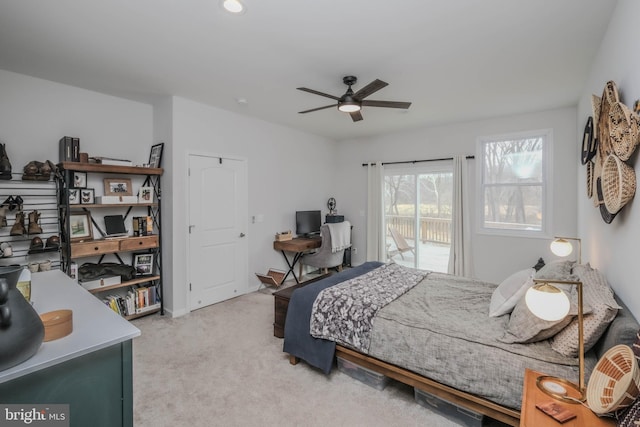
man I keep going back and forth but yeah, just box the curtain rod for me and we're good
[361,155,474,167]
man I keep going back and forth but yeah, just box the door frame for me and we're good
[185,150,249,312]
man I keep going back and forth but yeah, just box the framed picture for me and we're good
[68,188,80,205]
[69,212,93,242]
[80,188,95,204]
[148,143,164,168]
[103,178,133,196]
[73,171,87,188]
[138,186,154,204]
[133,252,154,276]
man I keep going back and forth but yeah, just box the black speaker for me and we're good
[343,248,352,267]
[325,214,344,223]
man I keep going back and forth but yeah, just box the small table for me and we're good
[273,237,321,284]
[520,369,615,427]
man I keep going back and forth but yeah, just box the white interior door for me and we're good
[188,154,248,310]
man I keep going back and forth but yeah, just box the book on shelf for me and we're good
[60,136,81,162]
[91,156,133,166]
[103,285,160,317]
[133,216,153,236]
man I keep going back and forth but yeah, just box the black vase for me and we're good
[0,265,44,371]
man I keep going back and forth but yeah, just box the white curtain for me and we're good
[366,162,386,261]
[448,155,473,276]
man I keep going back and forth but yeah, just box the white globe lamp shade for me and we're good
[525,284,570,322]
[550,239,573,257]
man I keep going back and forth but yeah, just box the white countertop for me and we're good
[0,270,141,384]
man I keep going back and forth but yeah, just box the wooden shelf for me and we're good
[124,305,161,320]
[57,162,163,175]
[70,203,158,209]
[58,161,163,320]
[87,275,160,294]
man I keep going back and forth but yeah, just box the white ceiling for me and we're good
[0,0,616,141]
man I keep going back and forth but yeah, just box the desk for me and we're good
[520,369,615,427]
[273,237,321,284]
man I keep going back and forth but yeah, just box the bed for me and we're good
[282,262,640,426]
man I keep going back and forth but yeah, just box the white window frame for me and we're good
[476,129,553,238]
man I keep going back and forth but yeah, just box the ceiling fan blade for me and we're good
[362,100,412,109]
[298,104,336,114]
[297,87,340,101]
[350,111,363,122]
[353,79,388,100]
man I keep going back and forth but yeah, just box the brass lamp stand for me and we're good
[526,279,585,403]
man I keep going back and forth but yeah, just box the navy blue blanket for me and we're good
[282,261,384,374]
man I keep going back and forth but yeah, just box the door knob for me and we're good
[239,232,246,238]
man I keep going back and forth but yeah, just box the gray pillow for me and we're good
[534,260,577,282]
[551,266,620,357]
[500,290,575,344]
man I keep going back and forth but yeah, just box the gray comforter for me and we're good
[310,263,428,353]
[367,272,595,409]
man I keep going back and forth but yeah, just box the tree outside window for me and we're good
[478,130,550,235]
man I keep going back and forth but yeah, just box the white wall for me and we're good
[168,97,337,316]
[336,107,578,284]
[0,69,152,168]
[0,70,339,318]
[577,0,640,319]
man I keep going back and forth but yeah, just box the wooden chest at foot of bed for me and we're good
[273,284,304,338]
[273,274,329,338]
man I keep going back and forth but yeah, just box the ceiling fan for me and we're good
[297,76,412,122]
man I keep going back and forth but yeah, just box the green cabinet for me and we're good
[0,341,133,427]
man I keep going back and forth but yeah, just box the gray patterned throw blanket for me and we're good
[310,263,428,352]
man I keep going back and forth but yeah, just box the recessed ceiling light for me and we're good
[222,0,245,14]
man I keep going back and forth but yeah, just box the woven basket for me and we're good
[598,81,620,162]
[609,101,640,161]
[587,344,640,415]
[602,154,636,214]
[592,94,601,127]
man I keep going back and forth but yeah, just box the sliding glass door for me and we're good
[383,162,453,272]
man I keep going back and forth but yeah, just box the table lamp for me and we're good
[550,236,581,264]
[525,279,585,403]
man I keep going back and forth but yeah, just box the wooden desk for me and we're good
[273,237,321,284]
[520,369,615,427]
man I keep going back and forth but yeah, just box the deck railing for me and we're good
[385,215,451,244]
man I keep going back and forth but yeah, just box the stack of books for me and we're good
[133,216,153,236]
[59,136,80,162]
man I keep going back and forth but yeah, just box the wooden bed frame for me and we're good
[289,346,520,426]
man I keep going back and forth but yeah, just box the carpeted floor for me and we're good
[132,285,511,427]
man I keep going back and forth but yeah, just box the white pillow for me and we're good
[489,268,536,317]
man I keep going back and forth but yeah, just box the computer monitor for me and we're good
[295,210,321,237]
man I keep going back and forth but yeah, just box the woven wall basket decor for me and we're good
[587,81,638,223]
[597,81,620,166]
[609,101,640,161]
[602,154,636,215]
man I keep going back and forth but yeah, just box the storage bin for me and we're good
[414,388,484,427]
[336,356,390,390]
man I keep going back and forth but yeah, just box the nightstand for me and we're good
[521,369,615,426]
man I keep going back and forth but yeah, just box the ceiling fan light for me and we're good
[222,0,245,14]
[338,103,361,113]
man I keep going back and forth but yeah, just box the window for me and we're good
[477,130,551,236]
[383,161,453,272]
